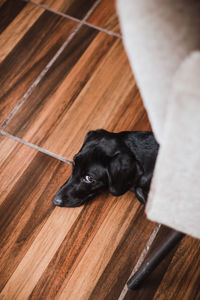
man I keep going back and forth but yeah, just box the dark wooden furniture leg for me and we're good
[127,229,184,290]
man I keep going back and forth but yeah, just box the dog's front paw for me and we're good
[135,187,147,205]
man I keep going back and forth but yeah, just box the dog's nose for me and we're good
[52,195,63,206]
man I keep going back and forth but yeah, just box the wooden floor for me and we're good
[0,1,199,299]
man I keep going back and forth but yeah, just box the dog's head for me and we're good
[52,130,142,207]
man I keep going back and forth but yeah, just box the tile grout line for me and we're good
[0,0,117,132]
[0,0,114,164]
[0,0,120,159]
[26,0,81,23]
[26,0,122,38]
[0,130,73,165]
[83,21,121,38]
[118,223,161,300]
[0,19,83,130]
[81,0,121,38]
[26,0,101,24]
[82,0,102,21]
[2,0,101,129]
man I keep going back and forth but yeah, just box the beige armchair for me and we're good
[117,0,200,239]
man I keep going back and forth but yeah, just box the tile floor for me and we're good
[0,1,200,299]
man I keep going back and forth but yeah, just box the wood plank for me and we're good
[0,1,42,63]
[0,0,7,8]
[57,199,154,300]
[87,0,121,34]
[153,235,200,300]
[29,199,155,299]
[0,205,82,299]
[5,25,150,160]
[0,0,26,35]
[31,0,97,19]
[1,137,198,300]
[28,192,117,299]
[0,134,155,299]
[1,2,199,299]
[87,207,155,300]
[124,227,200,300]
[0,1,77,124]
[0,135,72,293]
[124,226,180,300]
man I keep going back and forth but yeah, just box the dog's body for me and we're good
[53,130,159,207]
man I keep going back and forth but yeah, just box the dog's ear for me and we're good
[84,129,108,142]
[107,152,143,196]
[84,130,95,140]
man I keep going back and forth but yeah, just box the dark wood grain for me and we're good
[30,194,154,299]
[1,1,199,299]
[124,226,200,300]
[0,1,77,124]
[31,0,97,19]
[88,206,155,300]
[56,197,153,299]
[0,138,67,290]
[0,135,154,299]
[0,0,26,35]
[1,136,199,299]
[0,0,7,8]
[154,235,200,300]
[29,192,116,299]
[0,136,71,292]
[87,0,121,34]
[4,25,150,160]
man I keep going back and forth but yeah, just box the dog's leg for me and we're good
[135,187,147,205]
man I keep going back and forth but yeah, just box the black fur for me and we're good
[52,129,159,207]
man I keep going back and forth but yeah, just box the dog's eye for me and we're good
[82,175,96,183]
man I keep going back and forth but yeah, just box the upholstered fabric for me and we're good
[117,0,200,238]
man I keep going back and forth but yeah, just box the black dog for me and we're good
[52,129,159,207]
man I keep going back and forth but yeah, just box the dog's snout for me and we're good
[52,194,63,206]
